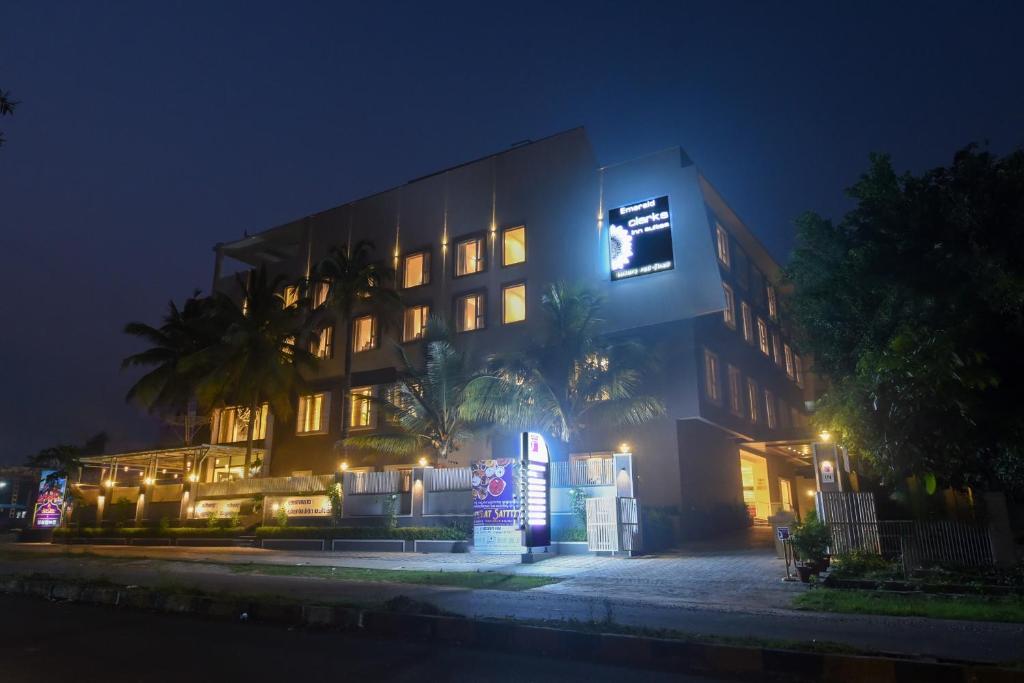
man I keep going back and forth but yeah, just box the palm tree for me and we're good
[344,316,478,463]
[461,281,665,458]
[316,240,399,441]
[0,88,16,148]
[186,265,317,476]
[26,432,108,483]
[122,292,217,443]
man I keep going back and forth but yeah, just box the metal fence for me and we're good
[196,474,332,498]
[552,459,615,488]
[828,520,994,568]
[424,467,472,492]
[344,470,409,495]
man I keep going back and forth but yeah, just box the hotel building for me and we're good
[200,127,818,525]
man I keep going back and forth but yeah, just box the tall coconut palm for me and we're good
[461,281,664,458]
[122,292,218,443]
[344,316,478,463]
[185,265,317,476]
[316,240,399,441]
[26,432,108,484]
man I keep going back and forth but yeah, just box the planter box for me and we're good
[412,540,468,554]
[331,539,407,553]
[70,538,129,546]
[175,538,253,548]
[261,539,325,551]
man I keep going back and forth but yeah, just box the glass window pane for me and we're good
[502,226,526,266]
[354,316,376,351]
[502,284,526,324]
[403,253,427,288]
[456,238,483,276]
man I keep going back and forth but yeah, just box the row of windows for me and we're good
[721,281,803,388]
[703,349,806,431]
[403,225,526,288]
[306,283,528,360]
[715,222,777,319]
[295,387,382,435]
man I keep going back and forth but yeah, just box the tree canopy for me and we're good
[0,88,16,148]
[784,145,1024,493]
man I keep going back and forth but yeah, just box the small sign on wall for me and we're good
[194,498,247,518]
[820,461,835,484]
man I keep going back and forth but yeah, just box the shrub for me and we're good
[791,509,830,563]
[554,526,588,542]
[642,505,680,550]
[53,527,246,539]
[830,550,897,579]
[253,526,469,541]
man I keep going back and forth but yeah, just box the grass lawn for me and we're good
[794,588,1024,623]
[227,563,561,591]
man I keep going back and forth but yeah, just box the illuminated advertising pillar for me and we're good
[521,432,550,548]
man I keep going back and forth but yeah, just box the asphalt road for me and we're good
[3,544,1023,664]
[0,594,724,682]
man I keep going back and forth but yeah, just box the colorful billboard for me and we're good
[472,457,520,551]
[608,195,674,281]
[32,470,67,528]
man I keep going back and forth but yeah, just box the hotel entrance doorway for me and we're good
[739,451,771,523]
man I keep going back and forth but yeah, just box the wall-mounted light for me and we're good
[0,481,7,489]
[818,431,831,443]
[272,503,280,511]
[339,462,349,471]
[618,442,630,453]
[104,480,114,488]
[806,490,815,497]
[418,457,428,467]
[144,478,154,486]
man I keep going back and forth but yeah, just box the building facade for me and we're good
[208,128,818,525]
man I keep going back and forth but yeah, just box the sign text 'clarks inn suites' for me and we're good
[608,195,674,281]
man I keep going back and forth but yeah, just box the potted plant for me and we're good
[791,510,830,582]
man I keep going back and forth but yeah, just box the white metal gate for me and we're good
[586,497,641,553]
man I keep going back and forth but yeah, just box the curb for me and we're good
[1,576,1019,682]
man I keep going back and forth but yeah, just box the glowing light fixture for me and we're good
[418,457,428,467]
[618,442,630,453]
[818,431,831,443]
[339,462,349,471]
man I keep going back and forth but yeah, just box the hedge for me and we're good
[254,526,469,541]
[53,527,247,539]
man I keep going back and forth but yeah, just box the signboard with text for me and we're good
[608,195,674,281]
[472,457,520,551]
[281,495,331,517]
[194,498,247,519]
[521,432,550,548]
[32,470,67,528]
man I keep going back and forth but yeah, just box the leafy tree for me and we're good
[784,145,1024,493]
[344,316,478,462]
[185,265,317,476]
[315,240,399,441]
[26,432,108,483]
[122,292,218,444]
[461,281,664,457]
[0,88,16,148]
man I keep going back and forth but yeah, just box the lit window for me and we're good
[722,283,736,329]
[349,387,373,429]
[311,325,333,359]
[502,226,526,266]
[456,292,485,332]
[741,302,753,344]
[727,365,742,416]
[757,318,769,356]
[747,379,759,423]
[215,404,268,443]
[794,354,804,388]
[502,283,526,324]
[281,285,299,309]
[703,349,720,403]
[353,315,377,352]
[767,285,778,320]
[715,224,730,268]
[784,344,794,379]
[764,389,777,429]
[403,305,430,342]
[772,332,783,366]
[455,236,485,276]
[312,280,331,309]
[403,252,429,289]
[296,393,328,434]
[283,336,295,357]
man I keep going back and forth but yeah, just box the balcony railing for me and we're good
[424,467,472,492]
[551,459,615,488]
[344,470,408,495]
[195,474,333,498]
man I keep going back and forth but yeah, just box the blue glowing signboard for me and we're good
[608,195,674,281]
[521,432,550,548]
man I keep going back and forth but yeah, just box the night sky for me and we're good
[1,2,1021,462]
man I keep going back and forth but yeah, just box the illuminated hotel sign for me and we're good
[32,471,67,529]
[608,195,674,281]
[521,431,550,548]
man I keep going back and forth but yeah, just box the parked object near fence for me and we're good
[586,497,641,554]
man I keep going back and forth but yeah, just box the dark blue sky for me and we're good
[1,1,1021,461]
